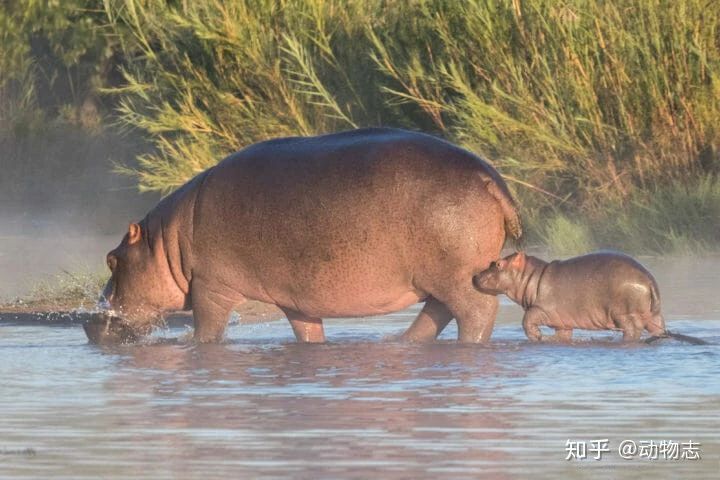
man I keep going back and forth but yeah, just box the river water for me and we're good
[0,257,718,479]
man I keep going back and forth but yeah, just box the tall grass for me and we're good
[104,0,719,193]
[528,175,720,255]
[104,0,396,192]
[3,0,719,253]
[370,0,720,203]
[0,0,120,133]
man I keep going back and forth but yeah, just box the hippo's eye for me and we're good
[489,261,498,270]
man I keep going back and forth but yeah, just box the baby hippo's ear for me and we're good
[128,223,142,245]
[509,251,526,270]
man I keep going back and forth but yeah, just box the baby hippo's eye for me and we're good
[107,255,118,272]
[489,261,498,270]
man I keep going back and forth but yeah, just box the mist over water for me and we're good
[0,127,158,300]
[0,216,110,299]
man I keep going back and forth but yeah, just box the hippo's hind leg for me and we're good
[454,292,498,343]
[400,296,454,342]
[645,313,666,337]
[281,307,325,343]
[436,285,498,343]
[553,328,573,342]
[613,313,643,342]
[621,327,641,342]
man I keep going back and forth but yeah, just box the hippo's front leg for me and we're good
[190,279,244,343]
[522,307,548,341]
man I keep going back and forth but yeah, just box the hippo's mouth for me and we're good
[83,312,141,345]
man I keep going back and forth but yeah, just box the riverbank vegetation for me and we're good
[0,270,106,312]
[2,0,718,254]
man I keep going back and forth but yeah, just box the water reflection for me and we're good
[0,318,717,479]
[95,340,518,478]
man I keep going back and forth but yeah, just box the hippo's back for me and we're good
[543,251,659,320]
[554,252,654,280]
[210,127,519,237]
[225,127,507,189]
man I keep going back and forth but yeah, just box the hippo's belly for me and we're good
[292,288,426,318]
[547,305,617,331]
[252,260,428,318]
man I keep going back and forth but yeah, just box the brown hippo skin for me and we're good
[472,251,668,342]
[101,128,522,343]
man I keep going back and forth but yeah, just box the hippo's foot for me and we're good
[282,307,326,343]
[291,318,325,343]
[613,313,644,342]
[548,328,573,343]
[523,328,542,342]
[522,308,546,342]
[441,288,498,343]
[621,327,642,342]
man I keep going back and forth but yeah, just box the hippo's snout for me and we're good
[83,312,140,345]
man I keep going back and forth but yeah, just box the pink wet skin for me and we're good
[472,251,667,342]
[100,128,523,344]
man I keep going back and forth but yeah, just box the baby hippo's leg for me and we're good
[522,307,548,342]
[552,328,573,342]
[645,313,666,337]
[614,313,642,342]
[622,328,641,342]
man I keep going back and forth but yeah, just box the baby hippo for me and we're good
[473,251,686,342]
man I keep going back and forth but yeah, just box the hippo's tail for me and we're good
[483,179,523,246]
[645,282,708,344]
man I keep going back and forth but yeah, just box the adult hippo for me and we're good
[100,128,521,343]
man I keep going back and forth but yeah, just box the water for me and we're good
[1,257,719,479]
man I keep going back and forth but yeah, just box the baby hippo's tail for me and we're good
[645,279,665,335]
[649,278,661,315]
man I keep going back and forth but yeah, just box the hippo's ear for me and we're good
[509,252,526,270]
[128,223,142,245]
